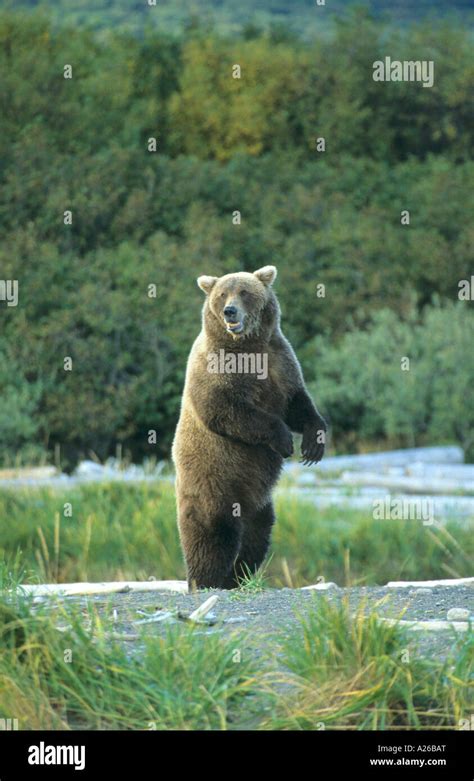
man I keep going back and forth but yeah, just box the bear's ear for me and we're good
[197,275,218,295]
[253,266,277,286]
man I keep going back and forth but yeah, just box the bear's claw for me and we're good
[300,420,326,465]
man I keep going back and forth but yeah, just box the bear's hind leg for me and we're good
[178,499,242,590]
[224,502,275,588]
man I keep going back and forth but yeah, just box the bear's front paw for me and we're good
[270,421,294,458]
[301,416,327,465]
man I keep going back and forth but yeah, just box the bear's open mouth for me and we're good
[225,321,244,334]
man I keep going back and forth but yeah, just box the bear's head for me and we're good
[197,266,279,342]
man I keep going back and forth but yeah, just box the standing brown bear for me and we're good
[172,266,326,589]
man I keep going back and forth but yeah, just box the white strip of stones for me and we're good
[386,577,474,588]
[378,618,470,633]
[301,577,473,632]
[17,580,189,598]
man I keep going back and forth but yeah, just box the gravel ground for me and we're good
[55,584,474,663]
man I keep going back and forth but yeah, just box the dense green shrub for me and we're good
[312,302,474,458]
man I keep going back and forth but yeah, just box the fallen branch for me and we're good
[188,595,218,623]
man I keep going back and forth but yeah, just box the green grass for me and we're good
[273,493,474,587]
[262,598,474,729]
[0,593,471,730]
[0,593,260,730]
[229,557,273,597]
[0,482,181,584]
[0,482,472,587]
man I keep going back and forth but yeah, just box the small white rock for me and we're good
[447,608,470,621]
[412,588,433,596]
[301,582,338,591]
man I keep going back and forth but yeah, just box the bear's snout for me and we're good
[223,305,238,321]
[223,301,245,333]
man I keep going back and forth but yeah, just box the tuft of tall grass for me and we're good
[262,597,474,730]
[0,594,260,730]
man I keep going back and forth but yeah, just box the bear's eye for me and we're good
[240,290,248,297]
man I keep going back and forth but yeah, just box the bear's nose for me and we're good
[223,305,238,320]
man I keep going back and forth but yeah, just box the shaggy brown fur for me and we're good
[172,266,326,589]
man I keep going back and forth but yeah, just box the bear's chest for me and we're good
[249,350,290,413]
